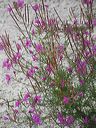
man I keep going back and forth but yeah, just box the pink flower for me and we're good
[72,18,78,24]
[78,92,84,97]
[82,0,93,5]
[48,18,57,26]
[17,0,24,8]
[57,44,64,55]
[92,45,96,55]
[67,66,72,73]
[45,64,52,74]
[34,95,41,103]
[27,68,35,77]
[61,80,65,88]
[28,107,35,113]
[34,18,46,29]
[63,96,69,104]
[44,4,48,10]
[32,114,42,125]
[3,59,12,70]
[41,77,46,81]
[13,52,22,63]
[16,43,21,51]
[32,55,38,61]
[15,100,21,107]
[79,79,84,85]
[83,116,89,124]
[5,74,11,84]
[84,50,92,58]
[50,81,55,87]
[83,40,90,47]
[29,50,33,54]
[13,109,19,114]
[35,43,44,53]
[0,42,4,51]
[40,19,46,29]
[6,5,12,13]
[32,29,36,36]
[65,115,74,126]
[3,114,10,122]
[83,31,90,36]
[34,18,41,26]
[34,66,39,70]
[31,3,41,12]
[92,19,96,26]
[76,60,87,75]
[59,55,63,61]
[57,112,65,125]
[23,92,30,101]
[25,38,31,48]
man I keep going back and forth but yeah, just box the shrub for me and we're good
[0,0,96,127]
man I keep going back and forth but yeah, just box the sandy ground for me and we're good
[0,0,81,127]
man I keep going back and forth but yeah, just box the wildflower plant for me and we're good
[0,0,96,127]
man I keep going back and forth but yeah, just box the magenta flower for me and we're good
[25,39,31,48]
[82,0,93,5]
[16,43,21,51]
[34,95,41,103]
[27,68,35,77]
[79,79,84,85]
[83,40,90,47]
[35,43,44,53]
[3,114,10,122]
[63,96,69,104]
[44,4,49,10]
[23,92,30,101]
[57,112,65,125]
[3,58,12,70]
[67,66,72,73]
[5,74,11,84]
[6,5,12,13]
[32,29,36,36]
[0,42,4,50]
[41,77,46,81]
[83,116,89,124]
[61,80,65,88]
[29,50,33,54]
[15,100,21,107]
[59,55,63,61]
[84,50,92,58]
[83,31,90,36]
[45,64,52,74]
[34,18,46,29]
[32,114,42,125]
[28,107,35,113]
[32,55,38,61]
[92,19,96,26]
[57,44,64,56]
[76,60,87,75]
[34,18,41,26]
[17,0,24,8]
[13,109,19,114]
[78,92,84,97]
[33,66,39,70]
[65,115,74,126]
[48,18,57,26]
[41,19,46,29]
[13,52,22,63]
[31,3,41,12]
[92,45,96,55]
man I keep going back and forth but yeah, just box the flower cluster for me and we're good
[0,0,96,127]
